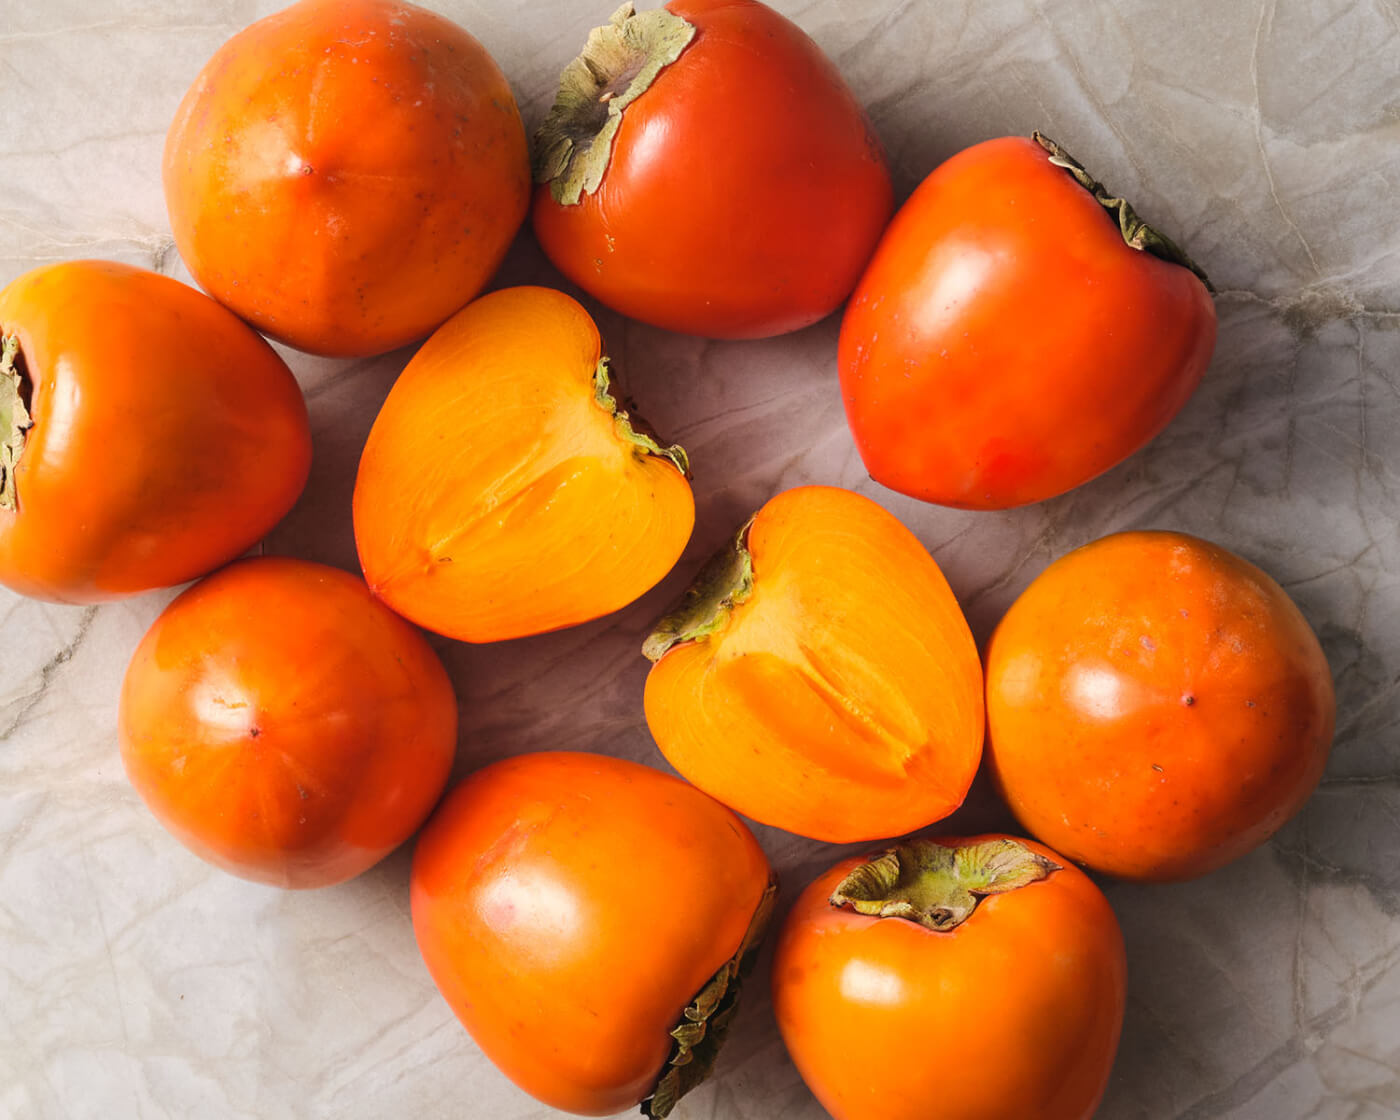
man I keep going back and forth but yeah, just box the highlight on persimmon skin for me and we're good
[119,557,458,890]
[353,285,695,643]
[985,530,1336,881]
[642,485,983,843]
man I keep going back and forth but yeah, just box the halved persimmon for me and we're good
[354,286,694,642]
[643,485,983,842]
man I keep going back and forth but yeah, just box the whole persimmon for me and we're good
[985,531,1335,881]
[0,260,310,603]
[773,835,1127,1120]
[840,133,1216,509]
[532,0,892,339]
[163,0,530,357]
[643,485,983,842]
[354,285,694,642]
[120,557,457,889]
[411,751,775,1117]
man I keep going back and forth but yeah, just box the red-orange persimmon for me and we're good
[120,557,457,889]
[840,133,1216,509]
[532,0,892,339]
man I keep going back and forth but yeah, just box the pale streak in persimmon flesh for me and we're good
[353,286,694,643]
[644,486,983,843]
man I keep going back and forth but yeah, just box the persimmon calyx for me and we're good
[533,2,696,205]
[830,838,1060,932]
[642,518,755,661]
[593,357,689,475]
[0,334,32,512]
[1033,131,1214,293]
[643,880,777,1119]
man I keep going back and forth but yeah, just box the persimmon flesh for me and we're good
[643,485,983,842]
[354,286,694,643]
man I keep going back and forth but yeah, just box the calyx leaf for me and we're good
[641,517,755,661]
[593,357,689,476]
[830,838,1060,932]
[1033,130,1214,292]
[642,880,777,1118]
[534,3,696,205]
[1,334,32,512]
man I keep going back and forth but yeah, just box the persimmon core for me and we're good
[830,838,1060,932]
[533,2,696,205]
[0,334,33,511]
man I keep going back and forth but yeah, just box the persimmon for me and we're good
[354,285,694,643]
[0,260,310,603]
[410,751,775,1117]
[985,531,1336,881]
[531,0,892,339]
[119,557,457,889]
[773,835,1127,1120]
[840,133,1217,509]
[642,485,983,842]
[163,0,530,357]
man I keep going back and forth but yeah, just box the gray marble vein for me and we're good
[1,0,1397,1117]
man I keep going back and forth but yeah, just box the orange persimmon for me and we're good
[163,0,530,357]
[985,531,1336,881]
[0,260,310,603]
[773,835,1127,1120]
[354,286,694,642]
[119,557,457,889]
[411,751,775,1117]
[642,485,983,842]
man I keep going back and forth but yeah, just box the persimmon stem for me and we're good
[642,880,777,1119]
[534,3,696,205]
[830,838,1060,932]
[0,334,32,512]
[1033,131,1214,293]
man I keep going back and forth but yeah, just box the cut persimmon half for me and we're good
[354,286,694,642]
[643,485,983,843]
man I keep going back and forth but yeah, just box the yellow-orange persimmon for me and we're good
[643,486,982,842]
[120,557,457,889]
[986,531,1336,881]
[354,286,694,642]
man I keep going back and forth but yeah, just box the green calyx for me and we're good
[533,2,696,205]
[641,517,755,662]
[593,357,689,476]
[1033,131,1214,293]
[0,334,32,512]
[830,838,1060,932]
[642,881,777,1119]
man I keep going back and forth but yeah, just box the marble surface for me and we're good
[2,0,1398,1117]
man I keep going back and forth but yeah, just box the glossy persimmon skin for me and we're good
[532,0,892,340]
[354,285,694,643]
[840,135,1217,509]
[985,531,1336,881]
[644,485,983,842]
[163,0,530,357]
[773,835,1126,1120]
[0,261,310,603]
[410,751,773,1116]
[119,557,457,889]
